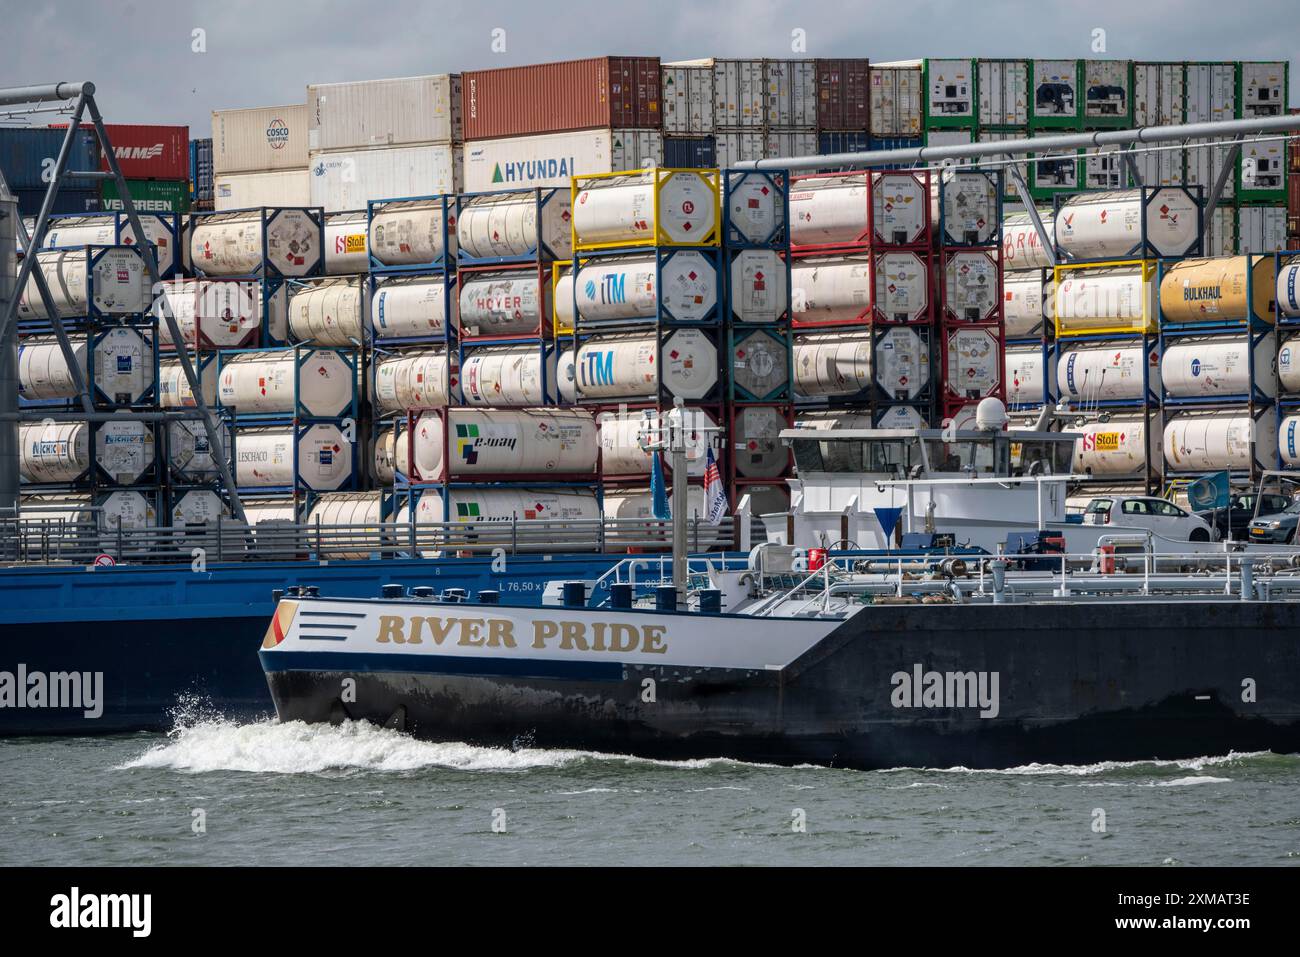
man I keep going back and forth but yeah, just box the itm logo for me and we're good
[1191,357,1202,377]
[266,119,290,150]
[589,271,626,305]
[890,664,1000,718]
[49,887,151,937]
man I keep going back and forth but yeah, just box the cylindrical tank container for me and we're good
[733,405,789,478]
[1055,266,1154,335]
[1006,347,1048,405]
[288,279,364,345]
[373,351,457,412]
[560,329,719,402]
[1074,416,1159,477]
[931,169,999,246]
[412,409,598,479]
[789,174,870,247]
[1160,256,1276,324]
[1276,335,1300,392]
[190,208,323,277]
[17,337,88,400]
[372,425,409,484]
[598,408,716,477]
[729,249,788,324]
[304,491,384,559]
[18,422,89,483]
[872,171,928,246]
[458,189,573,261]
[943,250,998,322]
[1161,337,1277,399]
[155,278,262,350]
[725,171,786,246]
[17,248,149,319]
[876,404,927,429]
[945,327,1001,400]
[42,214,179,277]
[1055,188,1201,261]
[92,326,154,405]
[370,277,454,339]
[603,487,707,521]
[159,358,219,408]
[1276,416,1300,466]
[731,329,789,400]
[462,346,557,407]
[94,419,156,483]
[171,489,229,526]
[1275,258,1300,318]
[167,419,228,480]
[368,199,457,267]
[404,487,601,529]
[458,273,548,337]
[1002,212,1056,270]
[324,212,370,275]
[554,251,718,325]
[1003,270,1049,337]
[571,170,719,247]
[239,497,299,525]
[874,326,930,401]
[875,251,928,322]
[235,424,353,491]
[19,492,156,530]
[793,331,872,397]
[1056,344,1159,402]
[218,349,353,417]
[791,256,870,324]
[1163,413,1276,472]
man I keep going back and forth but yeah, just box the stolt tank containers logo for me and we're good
[266,118,291,151]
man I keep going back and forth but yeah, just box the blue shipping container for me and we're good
[663,136,715,169]
[819,131,871,155]
[15,187,101,217]
[867,136,924,170]
[0,128,100,191]
[189,137,213,202]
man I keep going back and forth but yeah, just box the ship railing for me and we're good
[0,515,740,565]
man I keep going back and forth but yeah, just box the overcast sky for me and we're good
[2,0,1297,134]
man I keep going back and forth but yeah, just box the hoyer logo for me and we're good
[375,614,669,655]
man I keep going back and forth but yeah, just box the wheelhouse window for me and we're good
[790,437,924,475]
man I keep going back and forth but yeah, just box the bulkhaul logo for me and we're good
[890,664,1000,718]
[114,144,164,160]
[50,887,150,937]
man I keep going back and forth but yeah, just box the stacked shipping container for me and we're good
[212,104,311,210]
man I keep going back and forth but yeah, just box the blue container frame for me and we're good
[1050,186,1205,265]
[454,187,569,267]
[367,194,455,276]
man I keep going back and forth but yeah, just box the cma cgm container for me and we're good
[463,57,661,140]
[0,128,100,190]
[212,104,310,173]
[48,123,188,179]
[310,144,461,212]
[462,128,661,192]
[815,58,871,129]
[308,75,462,151]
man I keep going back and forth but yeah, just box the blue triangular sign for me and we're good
[874,507,904,540]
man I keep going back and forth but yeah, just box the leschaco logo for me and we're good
[266,119,290,150]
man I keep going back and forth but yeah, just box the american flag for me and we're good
[704,447,727,526]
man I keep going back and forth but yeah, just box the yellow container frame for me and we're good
[570,167,722,252]
[1052,258,1159,338]
[550,260,574,337]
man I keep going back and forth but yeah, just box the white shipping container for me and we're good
[212,104,309,174]
[1185,63,1236,123]
[1205,205,1236,257]
[874,326,929,401]
[978,59,1029,127]
[869,65,922,137]
[462,129,662,192]
[1237,205,1287,254]
[945,327,1001,401]
[927,129,973,167]
[1082,60,1132,120]
[214,169,311,211]
[764,59,818,128]
[1133,62,1184,126]
[1240,138,1285,192]
[712,59,765,127]
[598,408,715,478]
[1001,210,1056,270]
[308,144,462,214]
[1031,132,1079,192]
[1187,140,1236,201]
[1031,60,1080,121]
[308,74,461,152]
[1240,62,1286,117]
[1084,147,1126,190]
[662,64,714,134]
[714,131,817,170]
[923,58,974,121]
[1131,145,1184,188]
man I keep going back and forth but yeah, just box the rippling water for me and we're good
[3,708,1298,866]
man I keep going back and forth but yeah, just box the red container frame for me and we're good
[455,262,553,342]
[593,400,725,482]
[788,168,933,255]
[790,247,934,330]
[726,402,794,488]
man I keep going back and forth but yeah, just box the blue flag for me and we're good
[650,453,670,520]
[874,506,904,541]
[1186,471,1230,511]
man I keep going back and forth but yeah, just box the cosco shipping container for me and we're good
[463,57,661,140]
[214,169,310,210]
[308,75,462,151]
[309,144,461,212]
[0,127,99,190]
[212,103,310,174]
[462,128,661,191]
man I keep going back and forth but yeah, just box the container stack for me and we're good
[14,234,165,536]
[1274,251,1300,472]
[558,167,725,532]
[723,169,794,516]
[85,124,192,215]
[212,104,310,210]
[190,138,214,212]
[461,57,664,194]
[0,127,102,216]
[866,62,923,157]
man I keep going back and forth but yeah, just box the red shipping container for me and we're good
[49,123,189,179]
[463,56,661,140]
[816,59,871,130]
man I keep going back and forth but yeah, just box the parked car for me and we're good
[1197,493,1292,541]
[1247,500,1300,544]
[1083,496,1217,542]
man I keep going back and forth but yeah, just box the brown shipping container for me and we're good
[816,58,871,130]
[463,56,661,140]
